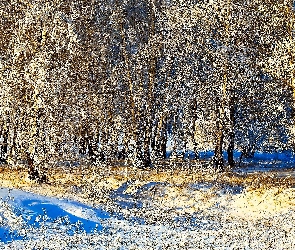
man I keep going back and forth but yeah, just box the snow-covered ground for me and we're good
[0,188,108,243]
[1,183,295,249]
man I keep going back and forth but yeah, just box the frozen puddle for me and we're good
[0,187,109,243]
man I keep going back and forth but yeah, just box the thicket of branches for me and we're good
[0,0,294,170]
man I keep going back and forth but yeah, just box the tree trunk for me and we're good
[161,117,168,159]
[227,93,235,167]
[151,115,167,160]
[0,129,8,163]
[214,129,224,170]
[142,0,158,168]
[214,95,225,170]
[214,0,231,171]
[144,128,152,167]
[227,131,234,167]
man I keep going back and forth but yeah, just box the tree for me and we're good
[0,0,294,174]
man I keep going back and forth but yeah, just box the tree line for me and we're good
[0,0,294,171]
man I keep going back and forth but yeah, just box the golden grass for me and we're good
[0,163,295,219]
[230,186,295,218]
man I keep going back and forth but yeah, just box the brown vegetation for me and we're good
[1,162,295,219]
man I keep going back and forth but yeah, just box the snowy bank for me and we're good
[0,184,295,249]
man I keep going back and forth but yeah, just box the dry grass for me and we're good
[229,186,295,218]
[0,162,295,219]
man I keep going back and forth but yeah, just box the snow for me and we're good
[1,179,295,249]
[0,187,109,244]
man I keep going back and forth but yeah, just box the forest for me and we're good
[2,1,295,248]
[0,0,295,173]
